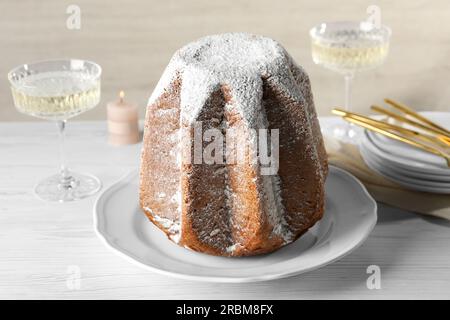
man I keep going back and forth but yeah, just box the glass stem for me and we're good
[344,73,354,111]
[57,120,71,188]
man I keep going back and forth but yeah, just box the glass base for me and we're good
[331,122,358,144]
[34,171,101,202]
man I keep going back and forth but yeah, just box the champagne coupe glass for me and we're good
[310,21,391,142]
[8,59,102,202]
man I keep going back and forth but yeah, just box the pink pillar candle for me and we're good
[107,91,140,145]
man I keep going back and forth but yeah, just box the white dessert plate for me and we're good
[93,166,377,283]
[361,144,450,193]
[365,111,450,174]
[362,130,450,176]
[362,142,450,182]
[361,142,450,185]
[367,148,450,182]
[368,130,448,169]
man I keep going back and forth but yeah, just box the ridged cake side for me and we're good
[139,33,328,256]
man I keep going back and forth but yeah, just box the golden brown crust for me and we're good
[139,35,328,257]
[139,75,327,257]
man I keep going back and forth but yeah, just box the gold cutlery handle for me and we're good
[371,105,450,139]
[332,110,450,167]
[333,108,450,148]
[384,99,450,135]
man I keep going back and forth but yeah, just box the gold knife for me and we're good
[384,99,450,135]
[371,105,450,141]
[332,108,450,148]
[338,114,450,167]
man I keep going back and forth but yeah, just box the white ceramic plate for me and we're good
[365,112,450,174]
[362,130,450,176]
[93,166,377,283]
[363,146,450,182]
[361,143,450,185]
[368,130,448,169]
[361,144,450,194]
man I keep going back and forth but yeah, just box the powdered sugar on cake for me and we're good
[143,206,181,243]
[141,33,327,256]
[149,33,305,127]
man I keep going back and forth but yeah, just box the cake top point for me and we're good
[176,33,283,74]
[148,33,303,127]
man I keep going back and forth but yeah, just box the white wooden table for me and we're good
[1,120,450,300]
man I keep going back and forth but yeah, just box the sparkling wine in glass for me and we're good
[310,21,391,142]
[8,59,102,202]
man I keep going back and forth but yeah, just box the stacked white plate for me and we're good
[359,112,450,194]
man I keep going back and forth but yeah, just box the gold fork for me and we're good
[331,108,450,167]
[333,108,449,149]
[384,99,450,135]
[371,105,450,146]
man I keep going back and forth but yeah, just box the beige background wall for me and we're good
[0,0,449,121]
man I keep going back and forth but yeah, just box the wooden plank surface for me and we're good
[0,120,449,299]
